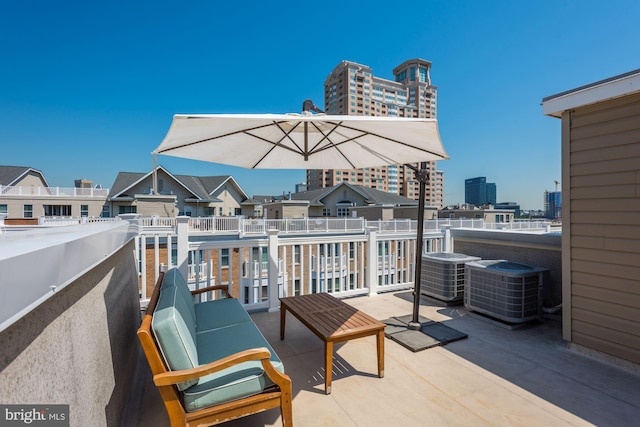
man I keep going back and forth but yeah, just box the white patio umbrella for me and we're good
[153,110,449,330]
[153,113,448,169]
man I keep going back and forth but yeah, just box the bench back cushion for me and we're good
[152,285,199,390]
[161,268,197,326]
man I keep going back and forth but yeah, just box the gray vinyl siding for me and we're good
[565,91,640,364]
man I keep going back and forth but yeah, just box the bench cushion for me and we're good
[182,322,285,412]
[160,268,197,326]
[152,285,199,391]
[194,298,254,333]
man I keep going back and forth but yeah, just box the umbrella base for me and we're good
[382,314,468,352]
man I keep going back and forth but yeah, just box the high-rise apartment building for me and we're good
[306,59,445,208]
[465,177,497,206]
[544,190,562,221]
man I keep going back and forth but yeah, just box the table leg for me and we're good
[376,330,385,378]
[325,340,333,394]
[280,306,286,340]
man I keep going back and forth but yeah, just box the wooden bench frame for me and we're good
[137,272,293,426]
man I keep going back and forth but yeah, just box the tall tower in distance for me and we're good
[465,177,497,206]
[544,181,562,221]
[306,59,445,208]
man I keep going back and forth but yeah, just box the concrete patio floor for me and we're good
[130,291,640,426]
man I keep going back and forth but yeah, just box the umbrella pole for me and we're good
[408,165,429,329]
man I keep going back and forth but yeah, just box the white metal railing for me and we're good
[131,215,553,307]
[0,185,109,198]
[19,215,552,237]
[140,217,176,228]
[38,216,120,226]
[311,254,348,270]
[482,221,551,230]
[189,217,242,233]
[186,217,368,235]
[163,217,552,235]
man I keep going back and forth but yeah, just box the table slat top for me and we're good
[280,293,385,340]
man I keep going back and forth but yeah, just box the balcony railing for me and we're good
[188,217,367,235]
[135,219,445,310]
[38,216,120,226]
[0,185,109,197]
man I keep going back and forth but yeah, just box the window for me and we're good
[23,204,33,218]
[0,204,7,215]
[80,204,89,217]
[337,207,349,217]
[419,67,427,82]
[44,205,71,216]
[101,205,110,218]
[294,245,301,264]
[119,205,137,214]
[220,248,229,267]
[322,208,331,217]
[252,247,268,265]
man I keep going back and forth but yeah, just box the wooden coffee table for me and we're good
[280,292,385,394]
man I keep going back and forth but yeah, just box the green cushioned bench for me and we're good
[137,268,293,427]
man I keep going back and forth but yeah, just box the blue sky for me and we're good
[1,1,639,210]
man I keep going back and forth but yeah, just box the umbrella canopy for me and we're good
[153,113,448,169]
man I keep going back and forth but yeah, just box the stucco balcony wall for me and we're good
[0,230,140,426]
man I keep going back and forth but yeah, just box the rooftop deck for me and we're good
[130,291,640,427]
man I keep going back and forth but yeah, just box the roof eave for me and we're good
[542,69,640,117]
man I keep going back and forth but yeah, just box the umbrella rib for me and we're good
[305,120,445,164]
[155,123,275,153]
[307,121,357,168]
[273,120,305,154]
[247,120,309,168]
[320,122,446,158]
[156,121,300,154]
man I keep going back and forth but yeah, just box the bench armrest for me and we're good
[154,347,275,387]
[191,285,233,299]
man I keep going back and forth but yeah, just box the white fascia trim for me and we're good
[542,72,640,117]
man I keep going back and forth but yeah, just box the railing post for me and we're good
[176,216,189,281]
[366,226,379,296]
[441,224,453,253]
[267,229,280,312]
[194,247,201,291]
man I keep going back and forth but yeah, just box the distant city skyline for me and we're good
[2,1,639,210]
